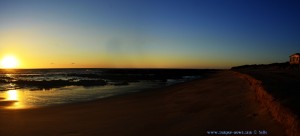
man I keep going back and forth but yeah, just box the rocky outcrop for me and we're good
[234,72,300,136]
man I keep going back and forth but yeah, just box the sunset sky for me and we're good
[0,0,300,69]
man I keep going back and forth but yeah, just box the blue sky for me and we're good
[0,0,299,68]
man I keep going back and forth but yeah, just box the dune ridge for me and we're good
[235,72,300,136]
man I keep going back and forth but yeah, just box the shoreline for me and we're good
[0,71,285,136]
[0,68,211,108]
[0,78,201,110]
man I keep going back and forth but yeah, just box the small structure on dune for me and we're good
[289,53,300,65]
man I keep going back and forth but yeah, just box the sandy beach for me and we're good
[0,71,285,136]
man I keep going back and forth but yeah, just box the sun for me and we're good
[1,56,19,69]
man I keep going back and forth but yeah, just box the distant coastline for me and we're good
[231,62,300,71]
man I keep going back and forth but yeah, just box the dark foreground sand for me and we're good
[0,71,285,136]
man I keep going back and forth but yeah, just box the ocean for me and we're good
[0,68,207,109]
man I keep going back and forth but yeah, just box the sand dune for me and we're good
[0,71,285,136]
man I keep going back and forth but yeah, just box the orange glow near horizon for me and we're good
[0,53,231,69]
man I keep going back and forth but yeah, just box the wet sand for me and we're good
[0,71,285,136]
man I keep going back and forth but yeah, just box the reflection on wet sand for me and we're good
[0,90,23,109]
[7,90,18,100]
[0,69,206,109]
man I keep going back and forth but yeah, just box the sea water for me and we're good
[0,69,203,109]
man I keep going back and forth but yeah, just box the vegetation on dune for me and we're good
[231,62,300,70]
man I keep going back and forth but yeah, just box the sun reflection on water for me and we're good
[7,90,18,101]
[3,90,26,109]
